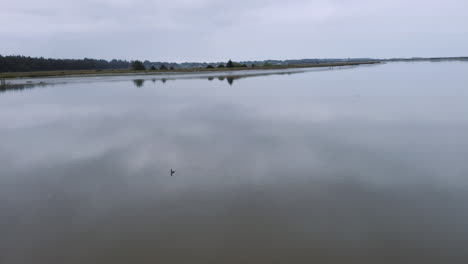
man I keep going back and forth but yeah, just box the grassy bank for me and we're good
[0,61,380,79]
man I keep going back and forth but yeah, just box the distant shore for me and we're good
[0,61,380,79]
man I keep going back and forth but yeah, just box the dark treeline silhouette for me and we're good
[6,55,464,73]
[2,55,386,73]
[0,55,130,72]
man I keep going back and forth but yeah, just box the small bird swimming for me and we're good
[170,169,175,176]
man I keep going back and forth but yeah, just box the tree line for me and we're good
[0,55,239,72]
[132,59,248,70]
[0,55,130,72]
[3,55,369,73]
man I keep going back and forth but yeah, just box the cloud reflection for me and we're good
[1,62,468,263]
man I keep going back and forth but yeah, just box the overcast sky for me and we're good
[2,0,467,62]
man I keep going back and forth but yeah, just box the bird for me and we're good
[170,169,175,176]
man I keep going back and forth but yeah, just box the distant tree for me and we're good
[217,64,225,68]
[251,64,256,67]
[131,60,146,70]
[159,64,167,70]
[169,66,174,70]
[263,62,272,67]
[241,64,248,67]
[150,65,156,70]
[143,60,151,69]
[206,65,214,69]
[226,60,234,68]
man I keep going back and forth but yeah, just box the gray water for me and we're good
[1,62,468,264]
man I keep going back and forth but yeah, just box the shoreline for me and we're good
[0,61,380,80]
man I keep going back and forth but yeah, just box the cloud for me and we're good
[1,0,467,60]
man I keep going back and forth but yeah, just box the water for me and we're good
[1,62,468,263]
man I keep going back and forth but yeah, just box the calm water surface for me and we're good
[1,62,468,263]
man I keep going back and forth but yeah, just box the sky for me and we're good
[1,0,467,62]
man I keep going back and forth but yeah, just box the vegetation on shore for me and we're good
[0,55,381,73]
[0,61,380,79]
[2,54,466,78]
[0,55,129,72]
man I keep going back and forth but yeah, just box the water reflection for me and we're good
[132,79,145,87]
[1,66,323,93]
[0,81,54,93]
[129,70,306,88]
[1,62,468,263]
[227,76,234,85]
[133,78,169,87]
